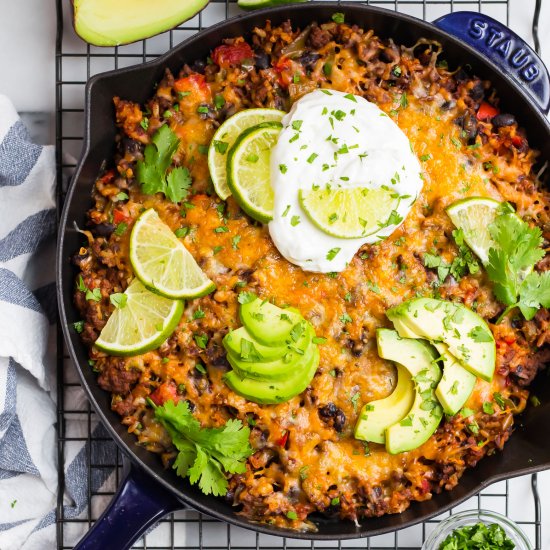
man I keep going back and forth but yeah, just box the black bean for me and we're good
[455,113,478,142]
[298,51,321,70]
[122,137,141,156]
[254,51,270,70]
[93,223,116,238]
[492,113,516,128]
[319,402,338,419]
[333,410,346,432]
[190,59,206,74]
[469,81,484,101]
[318,403,346,432]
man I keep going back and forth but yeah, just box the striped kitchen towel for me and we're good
[0,95,116,550]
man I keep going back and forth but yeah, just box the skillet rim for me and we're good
[57,2,550,540]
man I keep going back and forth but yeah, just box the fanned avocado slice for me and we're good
[240,296,303,346]
[224,347,319,405]
[223,326,289,362]
[377,329,443,455]
[73,0,209,47]
[226,327,314,381]
[387,298,495,382]
[434,342,477,416]
[354,360,415,444]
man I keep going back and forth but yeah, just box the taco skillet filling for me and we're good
[72,18,549,529]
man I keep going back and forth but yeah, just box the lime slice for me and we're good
[95,278,184,356]
[227,122,282,223]
[446,197,501,265]
[299,186,398,239]
[208,108,285,200]
[130,208,215,299]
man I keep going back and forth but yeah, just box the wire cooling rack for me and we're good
[55,0,544,548]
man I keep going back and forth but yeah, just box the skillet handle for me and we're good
[74,460,185,550]
[433,11,550,114]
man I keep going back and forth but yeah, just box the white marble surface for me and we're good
[1,1,549,548]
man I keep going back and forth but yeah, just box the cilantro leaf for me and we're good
[152,400,253,497]
[166,167,192,203]
[136,125,191,203]
[517,271,550,320]
[485,212,548,321]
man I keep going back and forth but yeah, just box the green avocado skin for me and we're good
[224,348,319,405]
[73,0,209,47]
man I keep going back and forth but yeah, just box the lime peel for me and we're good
[130,208,215,299]
[208,108,285,201]
[95,278,184,356]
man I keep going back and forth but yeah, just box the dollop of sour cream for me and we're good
[268,89,423,273]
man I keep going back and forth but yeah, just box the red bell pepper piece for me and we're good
[276,431,289,447]
[476,102,499,121]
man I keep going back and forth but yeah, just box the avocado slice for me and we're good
[240,297,303,346]
[224,347,320,404]
[226,328,314,381]
[434,342,477,416]
[223,326,288,362]
[390,317,419,339]
[376,329,443,455]
[387,298,495,382]
[72,0,209,47]
[354,362,414,444]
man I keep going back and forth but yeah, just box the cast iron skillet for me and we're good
[57,4,550,549]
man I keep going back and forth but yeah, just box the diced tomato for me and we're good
[276,431,289,447]
[476,102,499,121]
[504,335,516,345]
[112,209,128,224]
[212,43,254,68]
[149,382,178,406]
[274,57,303,88]
[174,74,211,104]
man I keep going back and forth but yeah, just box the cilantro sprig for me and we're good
[149,399,253,496]
[136,125,192,204]
[485,209,549,322]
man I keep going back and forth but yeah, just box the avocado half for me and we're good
[72,0,209,47]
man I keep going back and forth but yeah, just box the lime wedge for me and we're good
[130,208,215,299]
[299,186,398,239]
[446,197,501,265]
[227,122,282,223]
[208,108,285,201]
[95,278,184,356]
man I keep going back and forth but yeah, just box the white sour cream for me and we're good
[268,89,423,273]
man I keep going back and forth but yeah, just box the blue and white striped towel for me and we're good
[0,95,117,549]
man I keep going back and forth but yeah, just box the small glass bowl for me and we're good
[421,509,532,550]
